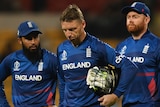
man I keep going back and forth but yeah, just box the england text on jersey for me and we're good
[15,74,42,81]
[127,56,144,63]
[62,61,91,70]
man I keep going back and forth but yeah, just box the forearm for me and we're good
[0,82,10,107]
[113,55,138,97]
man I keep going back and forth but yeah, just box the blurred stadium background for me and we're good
[1,0,160,107]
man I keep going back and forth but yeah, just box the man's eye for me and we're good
[69,28,76,31]
[24,36,32,40]
[24,35,38,40]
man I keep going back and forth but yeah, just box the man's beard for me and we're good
[22,44,42,63]
[127,24,145,36]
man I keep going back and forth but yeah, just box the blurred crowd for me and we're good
[1,0,160,61]
[0,0,160,39]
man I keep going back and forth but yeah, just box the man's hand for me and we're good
[98,93,118,107]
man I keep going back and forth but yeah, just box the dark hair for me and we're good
[60,4,84,22]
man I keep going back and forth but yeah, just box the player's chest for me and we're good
[11,60,51,78]
[60,46,100,62]
[59,46,102,71]
[119,42,156,64]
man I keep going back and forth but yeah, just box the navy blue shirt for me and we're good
[0,49,57,107]
[57,33,138,107]
[116,30,160,106]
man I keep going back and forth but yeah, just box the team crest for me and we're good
[38,60,43,71]
[86,46,91,57]
[142,43,149,54]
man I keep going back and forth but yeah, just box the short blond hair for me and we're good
[60,4,84,22]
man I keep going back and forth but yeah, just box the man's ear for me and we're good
[17,37,22,45]
[145,16,150,24]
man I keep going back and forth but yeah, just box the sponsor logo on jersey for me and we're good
[62,61,91,70]
[120,45,127,54]
[115,54,125,63]
[127,56,144,63]
[61,50,67,61]
[13,61,20,71]
[86,46,91,57]
[15,74,42,81]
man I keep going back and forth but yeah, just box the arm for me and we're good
[0,82,10,107]
[57,68,65,107]
[113,54,138,97]
[49,52,58,106]
[57,48,65,107]
[0,56,12,107]
[98,46,138,106]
